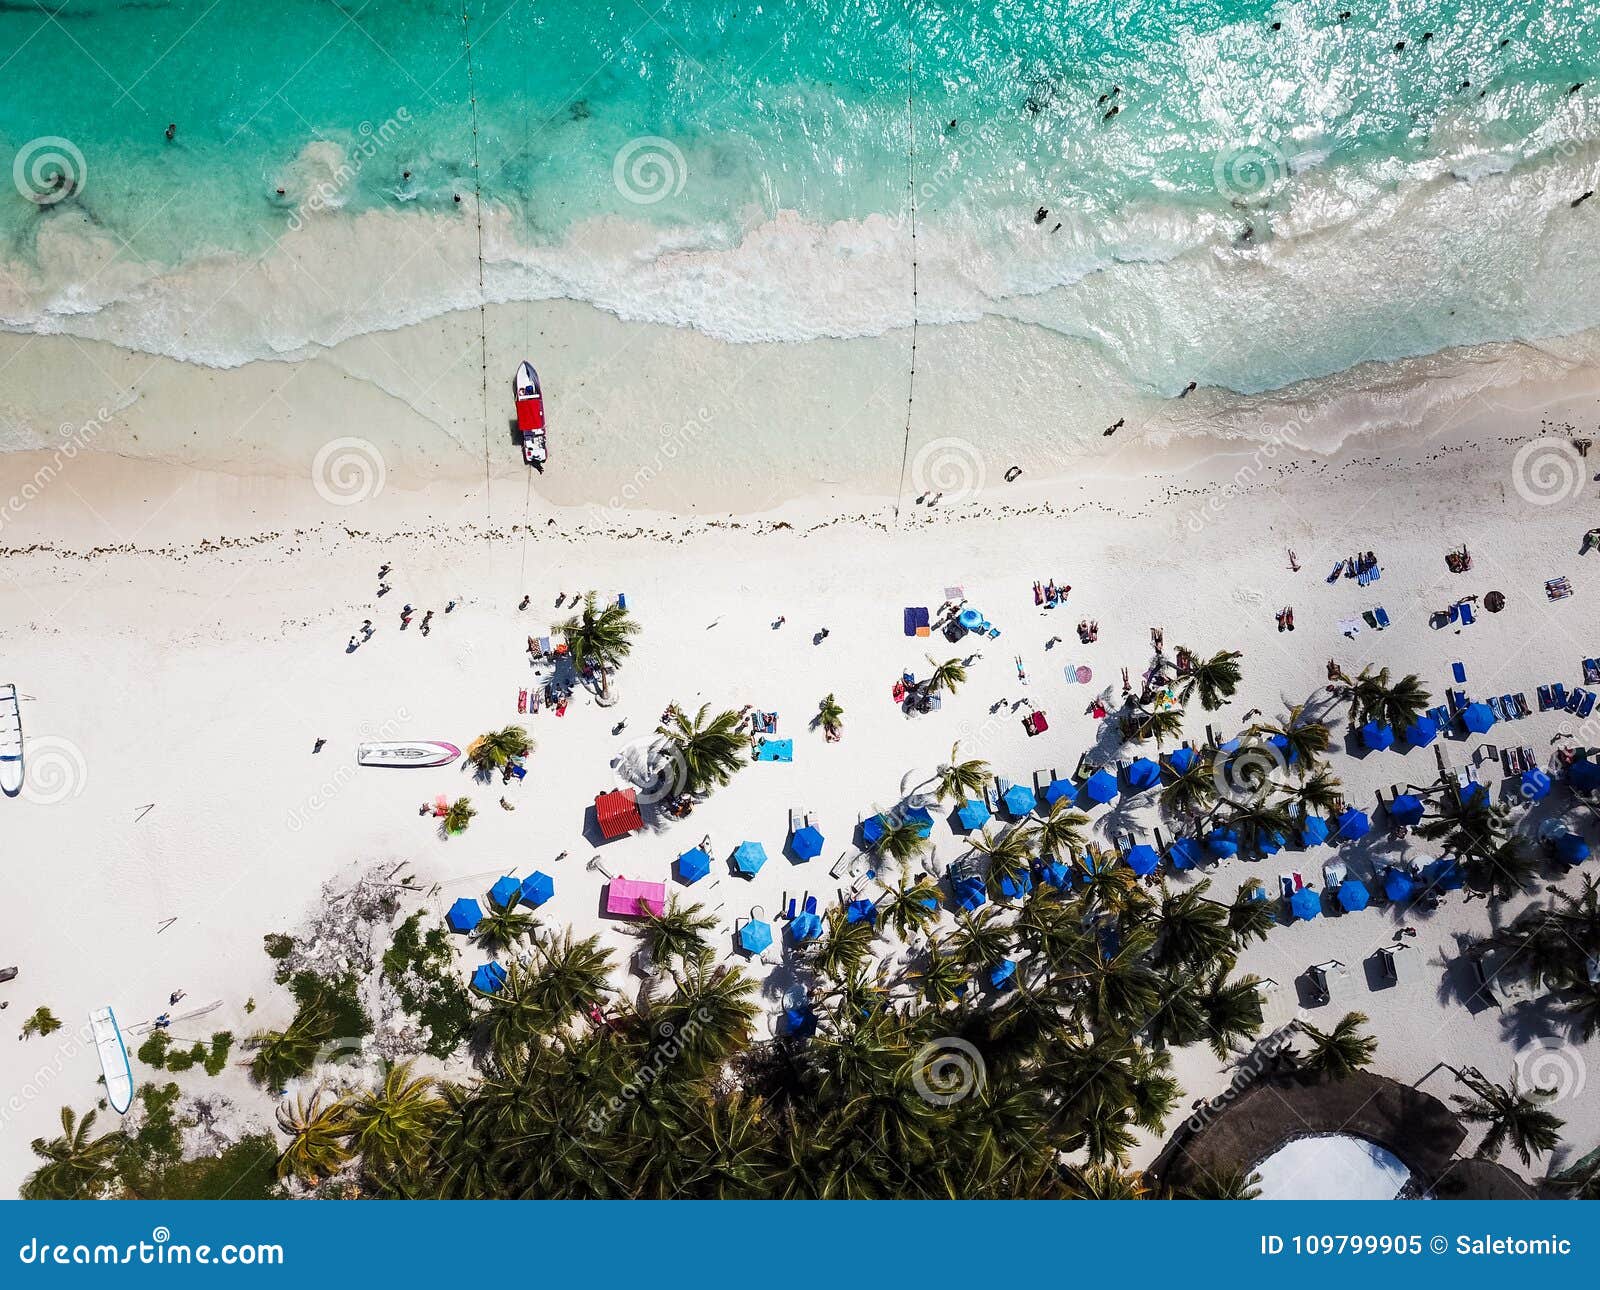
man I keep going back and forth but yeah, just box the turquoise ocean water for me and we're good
[2,0,1598,394]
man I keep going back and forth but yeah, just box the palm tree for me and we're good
[473,904,538,955]
[876,876,943,939]
[947,908,1012,974]
[1173,1167,1261,1199]
[1062,1164,1150,1199]
[1248,702,1331,775]
[1451,1068,1566,1168]
[910,943,969,1006]
[1417,771,1510,864]
[1151,880,1234,971]
[344,1062,444,1184]
[1227,879,1276,945]
[869,812,930,865]
[658,704,747,796]
[1160,753,1217,820]
[970,826,1032,894]
[815,693,844,741]
[925,655,969,694]
[558,592,639,697]
[21,1107,122,1199]
[1293,1011,1377,1079]
[1463,837,1539,903]
[1033,799,1089,858]
[1178,648,1244,711]
[273,1088,350,1186]
[809,910,877,981]
[1341,665,1430,730]
[441,797,475,836]
[639,897,717,978]
[1120,706,1185,747]
[247,998,334,1088]
[525,931,615,1030]
[934,742,991,804]
[1279,767,1343,820]
[466,724,531,776]
[1194,968,1266,1059]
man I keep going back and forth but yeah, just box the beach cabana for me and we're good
[792,824,825,860]
[789,911,823,942]
[1168,746,1198,775]
[1289,887,1322,921]
[1520,768,1552,802]
[956,798,991,831]
[519,870,555,908]
[594,788,644,840]
[1204,827,1238,859]
[605,876,666,919]
[1085,768,1118,804]
[953,875,987,911]
[1126,757,1161,791]
[1336,879,1370,913]
[1001,783,1037,817]
[1383,868,1415,902]
[1359,721,1395,752]
[1333,807,1371,841]
[1168,837,1202,871]
[1298,815,1330,847]
[1389,794,1424,826]
[845,898,877,925]
[732,841,768,876]
[1569,758,1600,793]
[1403,716,1439,747]
[470,962,508,994]
[447,898,484,934]
[1126,843,1159,876]
[1460,702,1496,735]
[1555,832,1591,866]
[676,847,712,884]
[1041,776,1075,806]
[738,919,773,955]
[988,959,1017,990]
[488,875,521,909]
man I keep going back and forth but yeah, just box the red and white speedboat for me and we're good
[514,360,547,467]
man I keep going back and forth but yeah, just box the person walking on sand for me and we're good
[313,737,326,754]
[169,990,186,1006]
[420,610,434,636]
[519,594,530,610]
[445,597,459,613]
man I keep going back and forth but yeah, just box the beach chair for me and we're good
[1451,661,1466,684]
[1581,690,1598,718]
[1553,682,1569,708]
[1538,685,1553,711]
[1488,696,1505,721]
[1500,694,1518,720]
[1034,768,1053,795]
[1585,659,1600,685]
[1374,607,1391,628]
[1459,601,1476,625]
[1566,688,1583,713]
[1327,561,1345,583]
[1374,945,1408,986]
[984,782,1000,813]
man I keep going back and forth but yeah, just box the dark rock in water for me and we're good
[1574,191,1595,208]
[1103,105,1119,121]
[1394,40,1406,51]
[1025,97,1042,114]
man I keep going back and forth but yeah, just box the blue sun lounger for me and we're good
[1553,682,1569,708]
[1580,691,1597,718]
[1451,661,1466,684]
[1374,607,1391,628]
[1459,600,1476,625]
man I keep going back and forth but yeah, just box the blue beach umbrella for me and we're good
[1126,758,1161,791]
[1360,721,1395,752]
[792,825,825,860]
[783,1007,816,1039]
[1001,783,1037,817]
[447,898,483,933]
[1205,827,1239,859]
[1384,869,1415,902]
[1520,768,1552,802]
[1299,815,1329,847]
[1041,777,1075,806]
[1333,808,1371,841]
[519,871,555,908]
[1041,859,1072,888]
[1168,746,1198,775]
[845,898,877,925]
[470,962,507,994]
[738,919,773,954]
[789,911,823,942]
[1460,782,1490,811]
[1085,769,1118,804]
[1258,830,1286,856]
[956,798,991,830]
[1461,702,1496,735]
[1421,857,1465,891]
[1556,832,1591,866]
[1337,879,1370,912]
[904,806,935,837]
[488,875,521,909]
[953,875,988,911]
[1169,837,1203,871]
[861,814,887,847]
[1126,844,1159,877]
[998,869,1033,900]
[1403,716,1439,748]
[1389,794,1425,826]
[1289,887,1322,921]
[677,847,712,883]
[988,959,1017,990]
[1570,758,1600,792]
[732,841,768,875]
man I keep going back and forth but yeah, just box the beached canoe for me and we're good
[0,683,22,798]
[91,1007,134,1115]
[514,360,547,467]
[357,740,461,768]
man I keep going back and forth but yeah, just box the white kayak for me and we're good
[357,740,461,768]
[0,684,21,798]
[90,1007,134,1115]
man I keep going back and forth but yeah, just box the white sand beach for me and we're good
[2,319,1600,1196]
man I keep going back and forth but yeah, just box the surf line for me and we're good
[462,5,491,519]
[893,29,920,523]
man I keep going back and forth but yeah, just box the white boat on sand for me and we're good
[91,1007,134,1115]
[357,740,461,768]
[0,684,22,798]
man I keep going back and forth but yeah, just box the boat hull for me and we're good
[514,361,547,466]
[0,683,21,798]
[90,1007,134,1115]
[357,740,461,768]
